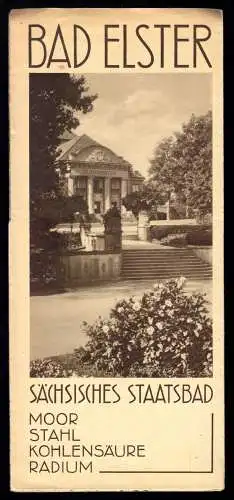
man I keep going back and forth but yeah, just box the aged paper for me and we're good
[9,8,224,491]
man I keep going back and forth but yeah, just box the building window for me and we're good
[132,184,140,192]
[110,178,121,208]
[111,178,121,191]
[93,177,104,193]
[74,176,87,199]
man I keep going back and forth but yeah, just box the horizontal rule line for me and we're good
[99,471,213,474]
[99,414,214,476]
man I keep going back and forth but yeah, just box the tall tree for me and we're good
[30,74,97,245]
[30,73,97,199]
[149,111,212,216]
[149,137,177,197]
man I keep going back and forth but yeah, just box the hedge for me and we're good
[187,229,212,246]
[160,233,188,247]
[149,224,211,241]
[159,229,212,247]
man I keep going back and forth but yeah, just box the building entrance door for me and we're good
[93,177,105,214]
[110,178,121,208]
[94,201,101,214]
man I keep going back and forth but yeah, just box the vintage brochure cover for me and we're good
[9,8,224,491]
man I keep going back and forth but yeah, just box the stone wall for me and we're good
[191,247,212,265]
[59,252,121,285]
[149,219,197,227]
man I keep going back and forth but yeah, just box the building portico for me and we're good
[58,132,144,215]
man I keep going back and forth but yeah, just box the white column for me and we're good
[87,176,94,214]
[138,211,149,241]
[121,179,128,199]
[121,179,127,215]
[104,177,111,212]
[67,176,74,196]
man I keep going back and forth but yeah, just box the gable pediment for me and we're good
[57,133,131,169]
[73,145,124,164]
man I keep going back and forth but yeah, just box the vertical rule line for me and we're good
[211,413,214,473]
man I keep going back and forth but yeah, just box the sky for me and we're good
[74,73,211,178]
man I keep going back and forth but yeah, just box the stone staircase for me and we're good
[121,248,212,281]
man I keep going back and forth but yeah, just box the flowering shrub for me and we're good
[160,233,188,247]
[82,278,212,377]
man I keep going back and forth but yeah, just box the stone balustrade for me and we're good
[85,233,105,252]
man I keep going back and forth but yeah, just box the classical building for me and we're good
[57,132,144,215]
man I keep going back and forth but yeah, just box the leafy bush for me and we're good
[30,358,72,377]
[30,252,58,289]
[160,233,188,247]
[187,229,212,246]
[149,224,211,241]
[53,232,83,252]
[30,349,109,378]
[30,231,85,290]
[82,278,212,377]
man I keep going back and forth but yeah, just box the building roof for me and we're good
[57,133,132,168]
[57,135,80,160]
[57,133,144,182]
[131,169,145,180]
[58,130,77,142]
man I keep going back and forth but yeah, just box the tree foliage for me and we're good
[32,193,88,225]
[30,74,97,244]
[30,194,88,249]
[122,183,166,218]
[30,73,97,197]
[149,111,212,215]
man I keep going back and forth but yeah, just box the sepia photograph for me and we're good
[30,73,213,378]
[10,9,223,492]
